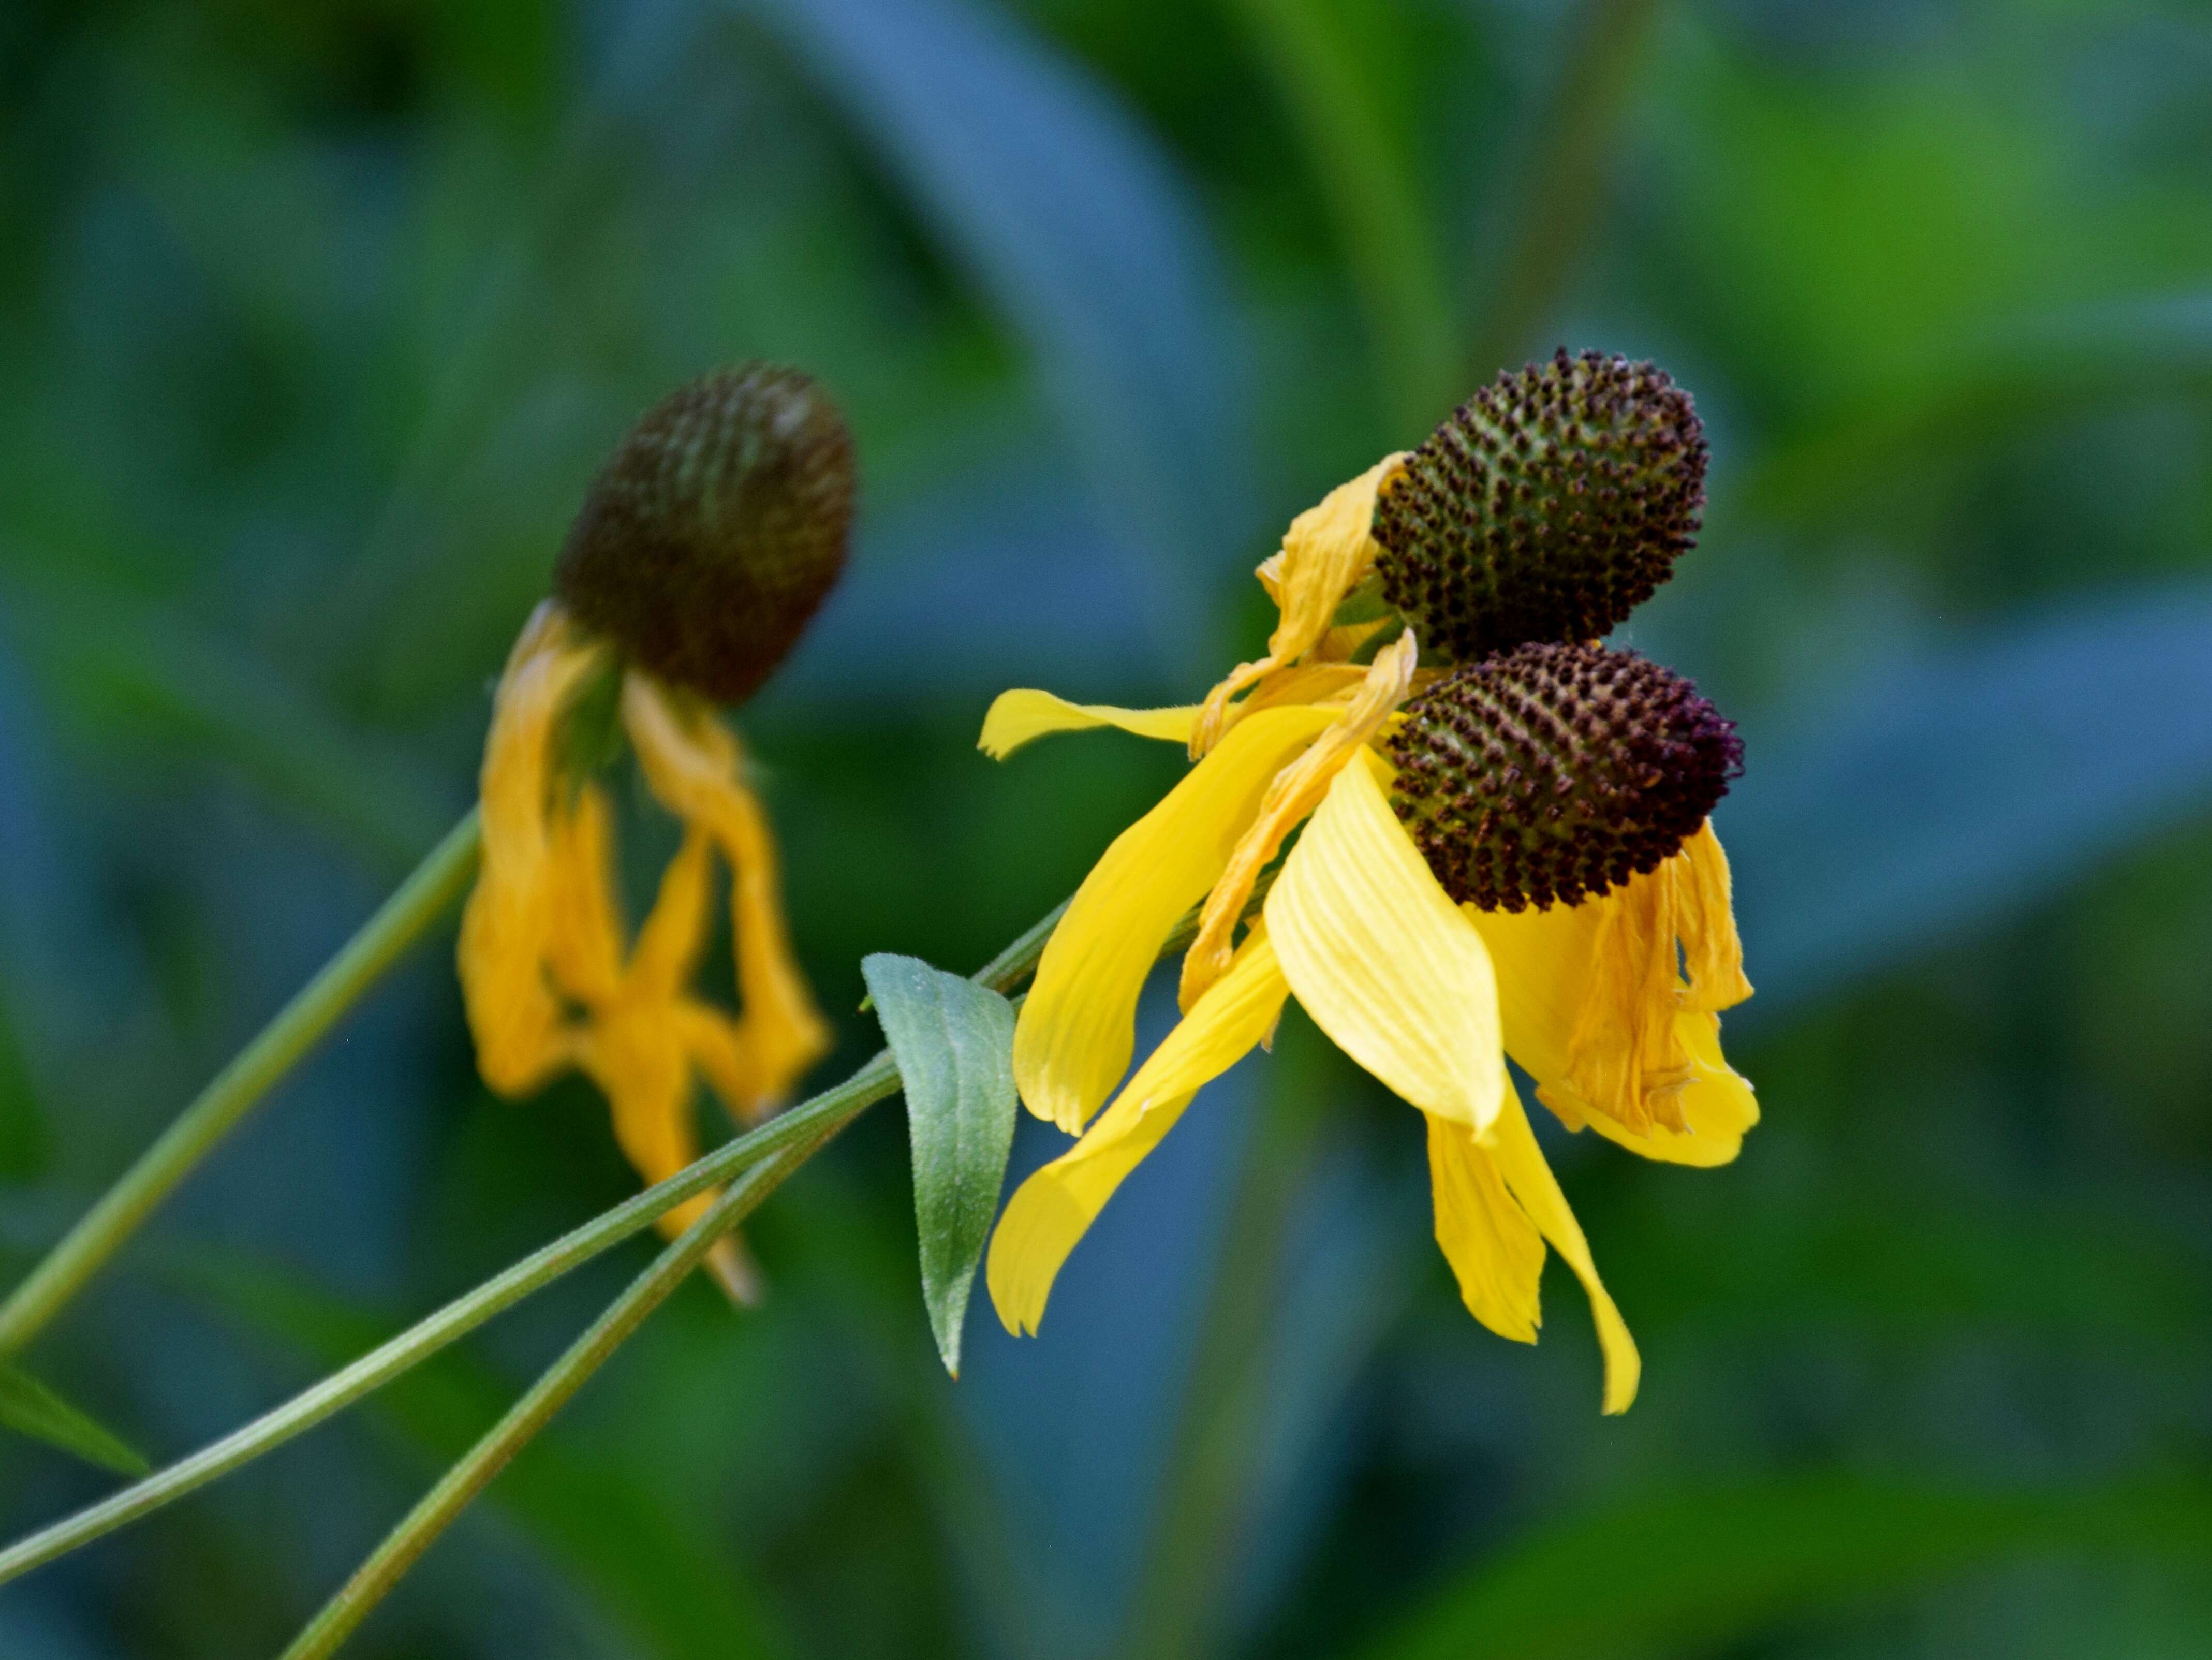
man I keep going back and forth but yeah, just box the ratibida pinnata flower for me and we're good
[459,365,850,1302]
[976,351,1751,1413]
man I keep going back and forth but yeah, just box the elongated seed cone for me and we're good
[1384,641,1741,911]
[1372,350,1705,662]
[555,364,854,705]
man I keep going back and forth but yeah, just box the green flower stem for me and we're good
[0,879,1180,1614]
[273,900,1095,1658]
[274,1135,830,1660]
[0,810,486,1357]
[0,1049,896,1587]
[0,890,1083,1585]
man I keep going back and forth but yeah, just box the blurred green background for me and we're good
[4,0,2212,1655]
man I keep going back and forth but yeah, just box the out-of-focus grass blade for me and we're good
[1726,582,2212,1020]
[1739,293,2212,524]
[0,996,46,1181]
[180,1254,789,1660]
[1467,0,1664,379]
[0,1362,148,1477]
[861,952,1017,1378]
[0,578,452,874]
[1360,1474,2212,1660]
[740,0,1242,669]
[1220,0,1457,431]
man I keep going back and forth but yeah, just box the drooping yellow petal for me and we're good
[628,827,715,1002]
[1573,1010,1759,1168]
[978,690,1199,759]
[574,1002,714,1238]
[1190,452,1405,757]
[721,777,829,1117]
[1014,703,1337,1134]
[1485,1089,1641,1414]
[679,1000,764,1124]
[1677,821,1754,1012]
[1425,1113,1543,1343]
[989,932,1290,1335]
[623,673,831,1118]
[458,603,604,1097]
[1179,633,1418,1009]
[1468,828,1753,1143]
[1265,749,1507,1134]
[541,782,624,1006]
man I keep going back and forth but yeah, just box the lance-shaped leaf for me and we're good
[0,1361,149,1476]
[862,953,1019,1377]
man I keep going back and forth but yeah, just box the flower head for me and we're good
[977,355,1751,1412]
[458,365,848,1300]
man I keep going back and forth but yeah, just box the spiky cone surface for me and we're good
[1372,350,1706,663]
[1384,641,1742,912]
[556,364,854,706]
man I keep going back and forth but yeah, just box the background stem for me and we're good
[0,810,484,1356]
[0,1050,897,1585]
[1466,0,1665,380]
[275,1135,829,1660]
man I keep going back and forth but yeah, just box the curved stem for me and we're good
[0,1050,896,1586]
[274,1135,831,1660]
[0,810,484,1356]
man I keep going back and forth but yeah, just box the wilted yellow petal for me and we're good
[979,690,1199,759]
[629,828,715,1002]
[1469,829,1754,1142]
[1190,453,1405,756]
[458,604,604,1097]
[1574,1010,1759,1167]
[1485,1090,1641,1414]
[624,673,831,1118]
[679,1001,763,1124]
[1678,821,1754,1012]
[1425,1113,1542,1343]
[1015,703,1337,1134]
[989,932,1290,1335]
[575,1006,715,1239]
[542,783,624,1005]
[1179,634,1417,1010]
[1265,750,1507,1134]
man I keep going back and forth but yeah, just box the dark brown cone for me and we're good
[1384,641,1741,911]
[1370,350,1706,662]
[555,364,854,705]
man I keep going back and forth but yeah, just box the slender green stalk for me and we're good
[271,880,1248,1658]
[0,1050,897,1586]
[0,866,1219,1600]
[0,811,485,1356]
[274,1138,829,1660]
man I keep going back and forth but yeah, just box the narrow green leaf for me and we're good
[1360,1474,2212,1660]
[862,953,1019,1378]
[0,1363,149,1477]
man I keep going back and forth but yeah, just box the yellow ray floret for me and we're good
[457,601,830,1286]
[989,927,1291,1335]
[1189,452,1405,757]
[1469,821,1754,1147]
[1265,747,1508,1136]
[1012,703,1338,1134]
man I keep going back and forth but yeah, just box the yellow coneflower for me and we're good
[978,352,1754,1412]
[458,365,850,1300]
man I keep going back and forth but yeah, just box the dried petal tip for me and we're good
[555,364,854,705]
[1384,642,1740,912]
[1372,350,1706,662]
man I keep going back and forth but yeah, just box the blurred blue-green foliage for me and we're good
[3,0,2211,1655]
